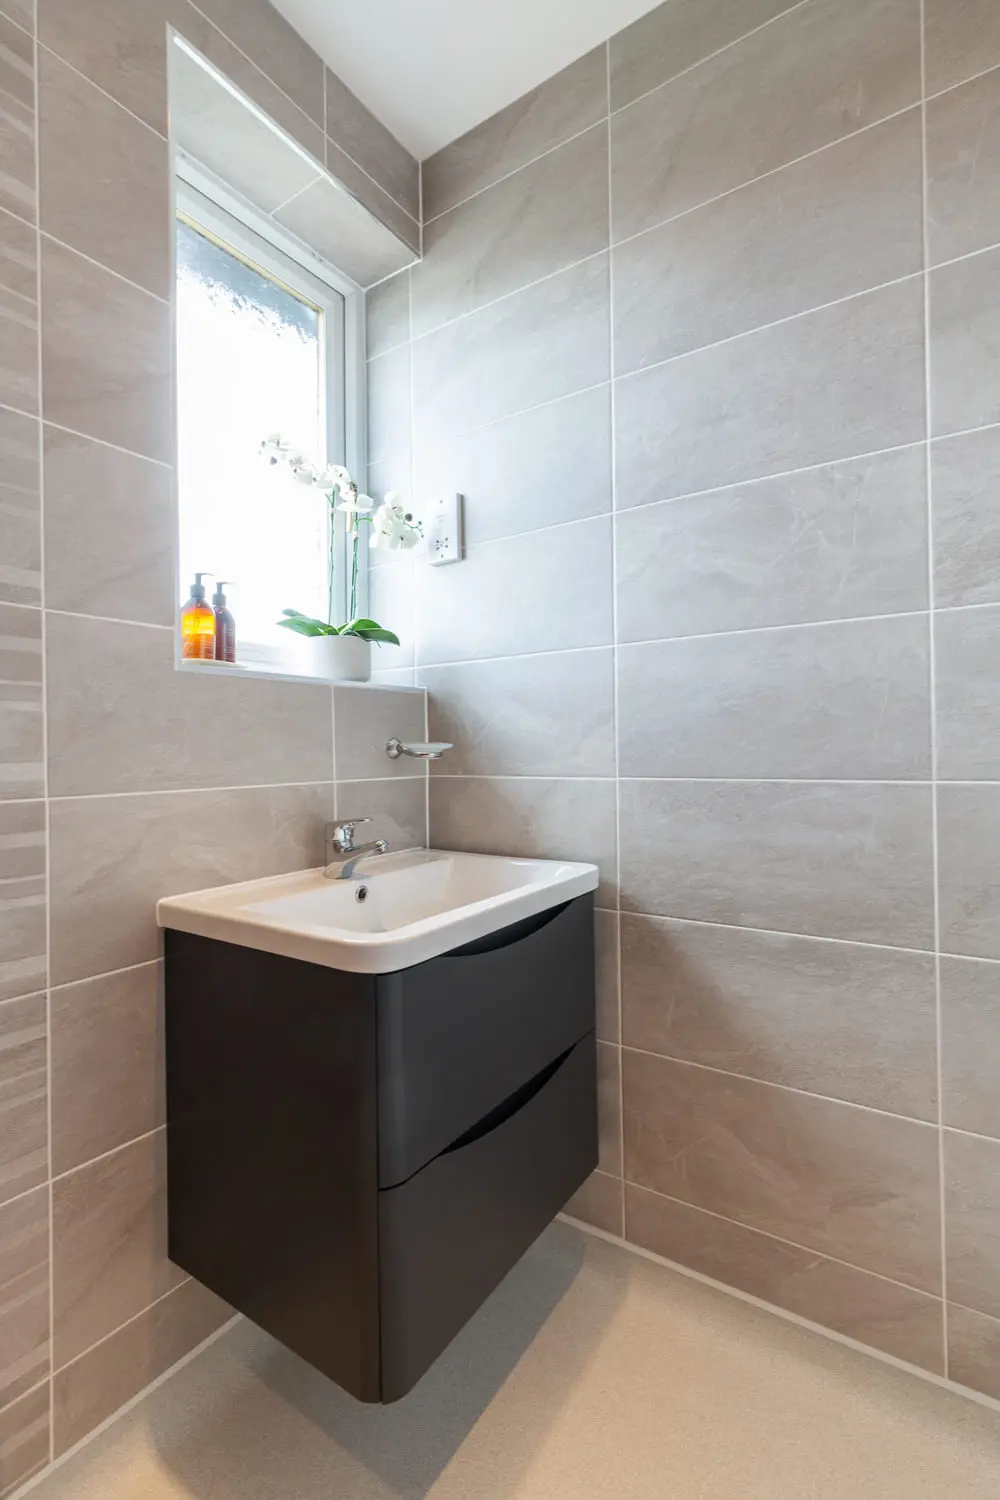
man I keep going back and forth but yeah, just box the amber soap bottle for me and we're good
[212,580,236,663]
[180,573,215,661]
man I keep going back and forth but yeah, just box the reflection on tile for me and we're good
[53,1277,231,1456]
[38,0,184,135]
[948,1303,1000,1403]
[611,0,920,240]
[594,909,620,1044]
[620,780,934,948]
[415,518,613,666]
[366,270,409,359]
[615,279,926,508]
[274,174,415,289]
[43,428,175,625]
[51,962,164,1177]
[40,237,173,464]
[939,786,1000,960]
[0,405,39,607]
[616,448,928,639]
[429,776,618,906]
[597,1042,622,1177]
[927,68,1000,266]
[614,110,922,372]
[0,602,42,800]
[422,47,607,219]
[52,1129,186,1367]
[0,13,36,223]
[0,994,45,1207]
[936,605,1000,780]
[412,255,610,444]
[0,1184,48,1410]
[367,345,411,464]
[564,1169,623,1237]
[941,957,1000,1139]
[333,684,426,779]
[325,68,418,220]
[187,0,324,126]
[623,1050,942,1291]
[618,616,931,781]
[944,1130,1000,1321]
[49,784,331,985]
[0,801,45,1003]
[933,427,1000,609]
[415,384,611,547]
[323,136,420,255]
[413,126,608,338]
[422,649,616,777]
[626,1186,944,1373]
[335,777,426,852]
[930,246,1000,437]
[925,0,1000,96]
[622,915,937,1118]
[39,49,170,298]
[0,206,36,414]
[0,1383,49,1497]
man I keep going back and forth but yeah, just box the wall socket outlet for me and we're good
[426,493,464,566]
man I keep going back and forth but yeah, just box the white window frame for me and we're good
[173,160,369,669]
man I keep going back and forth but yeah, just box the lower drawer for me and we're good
[377,1031,597,1401]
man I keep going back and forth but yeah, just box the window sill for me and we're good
[177,657,419,692]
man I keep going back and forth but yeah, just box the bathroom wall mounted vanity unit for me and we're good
[158,848,599,1401]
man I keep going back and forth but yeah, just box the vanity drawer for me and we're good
[375,895,595,1187]
[377,1030,597,1401]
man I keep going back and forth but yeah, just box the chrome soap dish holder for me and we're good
[386,737,454,761]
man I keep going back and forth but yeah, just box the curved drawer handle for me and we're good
[445,900,571,958]
[440,1045,575,1158]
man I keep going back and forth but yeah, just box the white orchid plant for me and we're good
[260,435,421,645]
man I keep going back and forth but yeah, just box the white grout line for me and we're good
[924,54,1000,108]
[43,607,172,632]
[267,174,324,218]
[33,416,174,469]
[51,1126,163,1185]
[46,779,336,803]
[39,229,168,305]
[50,1276,192,1377]
[0,1176,48,1215]
[36,40,167,140]
[47,957,160,996]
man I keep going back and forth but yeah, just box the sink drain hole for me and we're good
[355,885,369,903]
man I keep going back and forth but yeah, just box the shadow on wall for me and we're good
[149,1225,615,1499]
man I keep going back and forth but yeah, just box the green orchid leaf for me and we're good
[277,614,338,637]
[353,627,401,646]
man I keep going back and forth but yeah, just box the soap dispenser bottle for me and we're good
[180,573,215,661]
[212,581,236,664]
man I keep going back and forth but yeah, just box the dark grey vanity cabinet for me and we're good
[164,895,597,1403]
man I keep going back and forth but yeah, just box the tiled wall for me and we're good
[367,0,1000,1406]
[0,0,425,1492]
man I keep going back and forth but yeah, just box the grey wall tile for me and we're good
[40,237,173,464]
[429,776,618,906]
[0,0,32,29]
[413,125,609,339]
[614,278,926,508]
[595,909,620,1044]
[0,406,39,607]
[412,254,610,445]
[38,48,170,299]
[625,1185,944,1373]
[52,1129,186,1367]
[422,649,616,778]
[939,786,1000,959]
[610,0,921,240]
[273,173,415,289]
[53,1277,231,1457]
[414,385,612,547]
[325,68,418,220]
[49,783,331,985]
[46,615,334,796]
[0,603,42,800]
[0,994,46,1207]
[941,957,1000,1139]
[185,0,324,126]
[50,962,164,1177]
[0,1384,49,1497]
[925,0,1000,96]
[945,1129,1000,1320]
[623,1050,942,1291]
[0,13,36,224]
[365,270,409,359]
[622,915,938,1118]
[38,0,185,135]
[619,780,935,949]
[609,0,799,112]
[618,616,931,782]
[597,1041,622,1177]
[936,605,1000,779]
[927,69,1000,266]
[367,345,410,464]
[368,558,414,669]
[0,801,45,1002]
[333,683,425,779]
[323,136,420,256]
[948,1303,1000,1403]
[43,428,175,627]
[932,427,1000,608]
[614,110,923,373]
[366,453,411,513]
[564,1170,623,1237]
[0,206,37,416]
[0,1184,48,1410]
[931,247,1000,438]
[335,777,426,852]
[422,48,607,220]
[415,518,613,667]
[616,449,928,641]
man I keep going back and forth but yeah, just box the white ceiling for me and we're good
[269,0,665,159]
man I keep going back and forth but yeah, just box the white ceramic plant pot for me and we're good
[312,634,371,683]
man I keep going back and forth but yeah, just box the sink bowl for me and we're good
[156,849,599,974]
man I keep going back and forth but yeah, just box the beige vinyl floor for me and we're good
[24,1223,1000,1500]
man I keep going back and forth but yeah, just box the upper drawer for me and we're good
[375,894,595,1186]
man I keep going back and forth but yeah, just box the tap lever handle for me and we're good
[326,818,371,853]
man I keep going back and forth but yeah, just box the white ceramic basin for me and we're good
[156,848,599,974]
